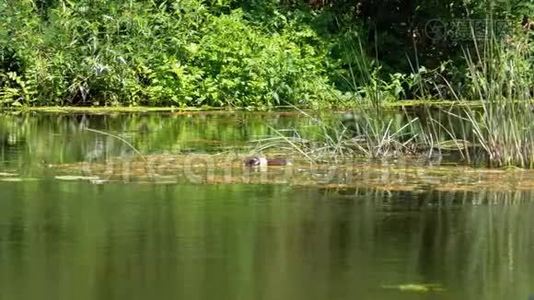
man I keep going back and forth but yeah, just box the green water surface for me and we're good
[0,112,533,300]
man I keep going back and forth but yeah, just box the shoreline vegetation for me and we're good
[1,1,533,167]
[1,1,532,107]
[0,100,487,113]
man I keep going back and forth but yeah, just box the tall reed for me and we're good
[454,18,534,167]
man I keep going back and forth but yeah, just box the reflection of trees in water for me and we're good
[1,112,314,153]
[0,184,533,299]
[284,187,534,299]
[0,112,316,176]
[0,115,29,171]
[2,113,534,299]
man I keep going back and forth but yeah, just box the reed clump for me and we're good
[261,18,534,168]
[451,20,534,167]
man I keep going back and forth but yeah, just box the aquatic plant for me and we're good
[267,13,534,167]
[443,17,534,167]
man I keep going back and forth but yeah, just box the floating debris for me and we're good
[48,153,534,193]
[0,177,24,182]
[55,175,101,181]
[381,283,445,293]
[0,177,39,182]
[89,178,108,185]
[0,172,18,177]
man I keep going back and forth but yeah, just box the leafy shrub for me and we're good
[0,0,333,107]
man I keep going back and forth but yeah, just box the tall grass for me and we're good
[261,17,534,168]
[450,19,534,167]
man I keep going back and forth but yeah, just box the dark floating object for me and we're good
[244,156,291,167]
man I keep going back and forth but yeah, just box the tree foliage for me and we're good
[0,0,532,106]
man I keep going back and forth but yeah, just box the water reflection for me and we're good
[0,183,533,300]
[1,112,534,300]
[0,112,315,176]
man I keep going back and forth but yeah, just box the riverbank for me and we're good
[0,100,486,114]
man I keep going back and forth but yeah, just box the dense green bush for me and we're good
[1,0,533,107]
[0,0,333,107]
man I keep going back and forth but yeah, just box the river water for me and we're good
[0,112,533,300]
